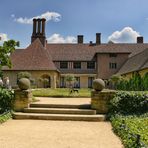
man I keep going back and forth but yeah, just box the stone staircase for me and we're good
[12,103,106,122]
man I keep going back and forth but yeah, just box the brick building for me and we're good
[2,18,148,88]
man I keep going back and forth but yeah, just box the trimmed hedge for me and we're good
[108,91,148,116]
[108,91,148,148]
[0,88,14,114]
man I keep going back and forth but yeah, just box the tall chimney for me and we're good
[37,19,41,34]
[96,33,101,45]
[137,36,143,43]
[77,35,83,44]
[31,18,46,47]
[32,19,37,35]
[42,18,46,36]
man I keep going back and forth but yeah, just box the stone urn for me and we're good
[18,78,30,90]
[92,78,105,91]
[91,78,116,114]
[13,78,32,112]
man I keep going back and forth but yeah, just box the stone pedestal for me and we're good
[91,90,116,114]
[13,89,32,112]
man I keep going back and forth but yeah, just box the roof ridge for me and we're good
[139,57,148,70]
[127,48,148,60]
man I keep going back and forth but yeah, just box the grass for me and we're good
[0,111,12,124]
[32,88,92,97]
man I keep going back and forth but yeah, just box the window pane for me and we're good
[74,77,80,88]
[109,62,117,69]
[60,77,65,88]
[87,61,95,69]
[60,62,68,69]
[88,77,94,88]
[73,62,81,69]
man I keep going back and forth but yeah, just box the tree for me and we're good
[0,40,19,77]
[17,72,32,80]
[65,74,76,88]
[110,74,123,89]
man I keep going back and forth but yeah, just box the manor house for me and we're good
[2,18,148,88]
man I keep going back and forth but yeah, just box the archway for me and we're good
[41,74,51,88]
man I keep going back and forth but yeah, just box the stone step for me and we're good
[24,107,96,115]
[12,112,106,122]
[30,103,91,109]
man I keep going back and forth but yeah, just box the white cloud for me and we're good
[0,33,8,43]
[108,27,140,43]
[47,33,76,43]
[13,11,61,24]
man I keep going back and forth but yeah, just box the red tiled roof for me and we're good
[46,43,148,61]
[3,41,148,72]
[117,48,148,75]
[3,39,57,71]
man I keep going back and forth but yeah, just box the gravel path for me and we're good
[0,120,123,148]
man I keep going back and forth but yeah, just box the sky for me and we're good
[1,0,148,48]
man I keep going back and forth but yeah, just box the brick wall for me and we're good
[97,53,129,79]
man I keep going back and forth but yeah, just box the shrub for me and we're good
[0,88,14,114]
[111,115,148,148]
[0,111,12,124]
[108,91,148,148]
[17,71,32,80]
[116,73,148,91]
[65,74,76,88]
[108,91,148,116]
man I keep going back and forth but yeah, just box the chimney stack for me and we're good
[96,33,101,45]
[77,35,83,44]
[42,18,46,36]
[31,18,46,47]
[137,36,143,43]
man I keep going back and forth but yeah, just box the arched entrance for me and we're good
[41,74,51,88]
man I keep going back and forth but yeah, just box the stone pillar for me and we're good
[13,89,32,112]
[91,90,116,113]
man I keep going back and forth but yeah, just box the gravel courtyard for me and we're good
[0,119,123,148]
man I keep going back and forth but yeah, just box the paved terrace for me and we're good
[34,97,91,105]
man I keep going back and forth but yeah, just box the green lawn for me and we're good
[32,88,92,97]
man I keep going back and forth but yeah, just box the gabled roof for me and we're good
[46,43,148,61]
[3,41,148,71]
[117,48,148,75]
[3,38,57,71]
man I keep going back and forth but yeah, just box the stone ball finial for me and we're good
[93,78,105,91]
[18,78,30,90]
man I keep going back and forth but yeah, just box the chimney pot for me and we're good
[77,35,83,44]
[137,36,143,43]
[96,33,101,45]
